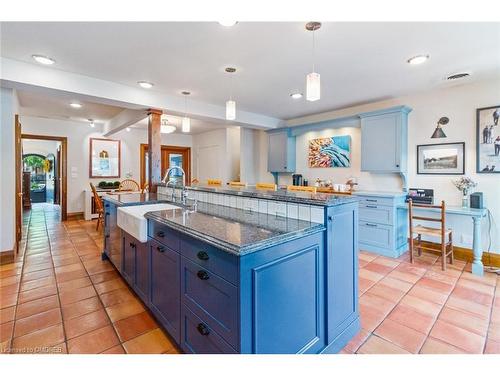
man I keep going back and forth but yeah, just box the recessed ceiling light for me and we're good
[137,81,154,89]
[32,54,56,65]
[290,92,303,99]
[126,127,131,132]
[218,21,237,27]
[70,102,82,108]
[88,119,95,128]
[407,54,430,65]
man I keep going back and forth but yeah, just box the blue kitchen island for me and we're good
[103,188,359,354]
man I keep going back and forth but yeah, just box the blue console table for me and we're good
[396,204,488,276]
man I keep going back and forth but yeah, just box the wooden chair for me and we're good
[229,181,246,187]
[408,199,454,271]
[207,179,222,186]
[141,183,149,194]
[256,183,277,191]
[287,185,317,193]
[119,179,140,192]
[89,183,104,231]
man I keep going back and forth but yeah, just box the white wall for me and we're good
[0,87,19,253]
[20,116,193,214]
[267,79,500,252]
[192,128,240,183]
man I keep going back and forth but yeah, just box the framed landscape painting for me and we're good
[476,105,500,173]
[89,138,121,178]
[308,135,351,168]
[417,142,465,175]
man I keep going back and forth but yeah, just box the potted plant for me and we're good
[452,176,477,208]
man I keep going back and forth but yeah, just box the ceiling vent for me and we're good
[446,72,471,81]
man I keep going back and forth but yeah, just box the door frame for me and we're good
[140,144,191,187]
[21,134,68,221]
[15,115,22,253]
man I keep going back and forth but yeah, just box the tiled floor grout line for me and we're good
[483,275,498,353]
[45,207,72,353]
[415,261,464,354]
[8,209,32,354]
[61,219,126,353]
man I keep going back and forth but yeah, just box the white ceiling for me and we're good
[2,22,500,120]
[16,89,229,134]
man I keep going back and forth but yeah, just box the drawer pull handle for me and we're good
[105,234,110,238]
[197,251,209,261]
[197,323,210,336]
[365,223,378,227]
[105,204,109,208]
[197,270,210,280]
[366,199,377,202]
[157,246,165,253]
[105,212,110,216]
[366,205,378,209]
[157,231,165,238]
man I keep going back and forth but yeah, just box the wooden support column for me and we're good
[147,109,162,193]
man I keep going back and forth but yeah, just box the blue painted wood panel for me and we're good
[180,257,239,348]
[148,220,180,251]
[359,203,394,225]
[134,240,149,302]
[326,203,359,343]
[122,232,136,285]
[149,238,180,342]
[239,232,325,354]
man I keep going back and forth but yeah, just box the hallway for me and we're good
[0,204,178,354]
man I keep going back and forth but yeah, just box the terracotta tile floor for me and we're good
[1,203,499,354]
[0,204,179,354]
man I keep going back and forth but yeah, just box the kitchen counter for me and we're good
[158,183,359,206]
[145,201,325,256]
[103,192,170,206]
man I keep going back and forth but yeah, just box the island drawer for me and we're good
[148,221,180,251]
[180,235,239,285]
[359,203,393,225]
[181,304,237,354]
[357,196,394,207]
[180,258,239,348]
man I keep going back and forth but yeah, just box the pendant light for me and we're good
[181,91,191,133]
[225,67,236,120]
[431,117,449,138]
[305,22,321,102]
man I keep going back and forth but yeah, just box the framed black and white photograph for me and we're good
[476,105,500,173]
[417,142,465,175]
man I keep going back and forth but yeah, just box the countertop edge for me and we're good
[145,211,325,256]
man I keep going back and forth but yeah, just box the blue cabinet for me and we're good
[149,238,181,342]
[354,192,408,258]
[122,232,136,285]
[103,201,121,271]
[134,240,150,302]
[267,129,296,173]
[360,106,411,173]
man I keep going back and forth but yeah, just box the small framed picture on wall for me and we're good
[476,105,500,173]
[89,138,121,178]
[417,142,465,175]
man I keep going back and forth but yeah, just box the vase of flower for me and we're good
[452,177,477,209]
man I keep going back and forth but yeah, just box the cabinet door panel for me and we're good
[361,113,399,172]
[122,232,136,285]
[268,132,288,172]
[150,239,180,342]
[134,240,149,302]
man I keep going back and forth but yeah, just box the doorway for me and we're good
[20,134,68,221]
[140,144,191,187]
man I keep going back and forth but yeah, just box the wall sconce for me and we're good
[431,117,449,138]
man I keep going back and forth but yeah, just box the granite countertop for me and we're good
[159,183,359,207]
[102,192,172,206]
[145,201,325,256]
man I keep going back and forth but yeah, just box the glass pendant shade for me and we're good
[160,124,176,134]
[306,72,321,102]
[182,117,191,133]
[226,100,236,120]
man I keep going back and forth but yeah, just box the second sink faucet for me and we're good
[162,166,188,204]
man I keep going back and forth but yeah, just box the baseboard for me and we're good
[67,211,84,221]
[0,250,15,265]
[419,240,500,268]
